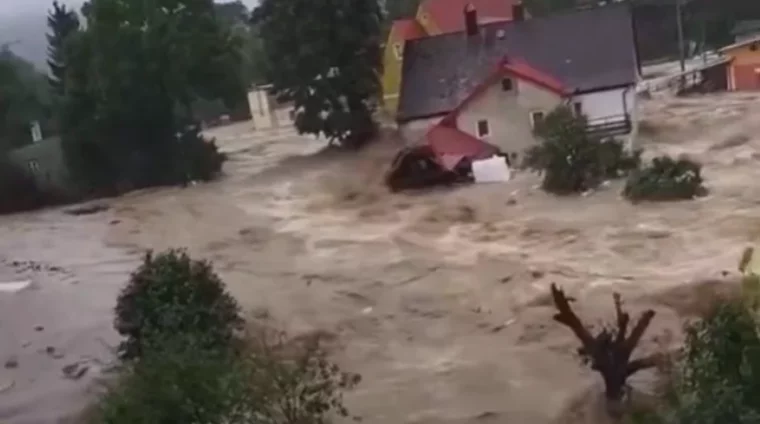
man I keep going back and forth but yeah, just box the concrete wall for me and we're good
[247,87,296,130]
[455,77,563,160]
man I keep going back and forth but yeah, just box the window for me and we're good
[27,160,40,174]
[392,43,403,60]
[573,101,583,116]
[501,78,514,91]
[476,119,490,138]
[530,111,545,129]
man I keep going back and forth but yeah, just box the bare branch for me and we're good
[624,310,656,357]
[551,284,595,348]
[614,293,629,345]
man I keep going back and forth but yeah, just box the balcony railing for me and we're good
[585,114,632,137]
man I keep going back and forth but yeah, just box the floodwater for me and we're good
[2,93,760,423]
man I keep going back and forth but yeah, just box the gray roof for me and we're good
[397,4,638,121]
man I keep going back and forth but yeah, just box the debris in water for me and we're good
[62,363,89,380]
[64,203,110,216]
[0,378,14,394]
[4,356,18,369]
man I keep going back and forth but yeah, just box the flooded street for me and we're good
[2,93,760,423]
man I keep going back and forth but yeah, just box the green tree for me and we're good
[114,249,243,360]
[0,49,50,149]
[523,106,640,195]
[60,0,240,191]
[253,0,383,147]
[46,1,80,97]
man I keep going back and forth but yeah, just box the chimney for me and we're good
[464,3,478,36]
[512,2,524,21]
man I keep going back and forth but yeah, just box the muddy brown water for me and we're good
[2,94,760,423]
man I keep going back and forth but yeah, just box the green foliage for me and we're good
[0,50,51,149]
[46,1,80,97]
[249,332,362,424]
[114,249,243,360]
[523,106,641,195]
[59,0,239,192]
[659,301,760,424]
[90,335,259,424]
[623,155,706,202]
[253,0,382,147]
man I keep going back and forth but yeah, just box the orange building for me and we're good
[721,35,760,91]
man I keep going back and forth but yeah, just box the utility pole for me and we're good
[675,0,686,89]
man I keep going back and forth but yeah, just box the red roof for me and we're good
[425,125,499,169]
[503,59,568,95]
[420,0,516,34]
[440,56,568,126]
[390,18,426,41]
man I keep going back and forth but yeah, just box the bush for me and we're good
[654,301,760,424]
[89,338,256,424]
[176,125,227,183]
[623,155,706,202]
[523,106,640,194]
[114,249,243,360]
[90,330,361,424]
[248,330,362,424]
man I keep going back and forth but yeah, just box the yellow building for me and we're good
[381,0,519,117]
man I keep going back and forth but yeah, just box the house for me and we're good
[381,0,519,116]
[7,136,76,194]
[719,35,760,91]
[396,3,639,161]
[246,84,295,131]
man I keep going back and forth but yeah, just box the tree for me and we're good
[623,155,706,202]
[0,50,50,148]
[383,0,422,22]
[60,0,240,191]
[46,1,80,97]
[253,0,383,147]
[114,249,243,360]
[551,284,659,415]
[523,106,640,195]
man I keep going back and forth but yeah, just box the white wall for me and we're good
[456,77,563,158]
[247,89,273,130]
[572,87,634,122]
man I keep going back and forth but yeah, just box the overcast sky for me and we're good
[0,0,259,17]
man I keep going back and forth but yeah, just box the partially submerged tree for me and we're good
[523,106,640,194]
[115,249,243,360]
[253,0,383,148]
[623,155,706,202]
[59,0,239,192]
[551,284,659,413]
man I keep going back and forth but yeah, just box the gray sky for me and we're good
[1,0,259,17]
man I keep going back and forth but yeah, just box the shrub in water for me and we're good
[623,155,706,202]
[114,249,243,359]
[524,106,640,194]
